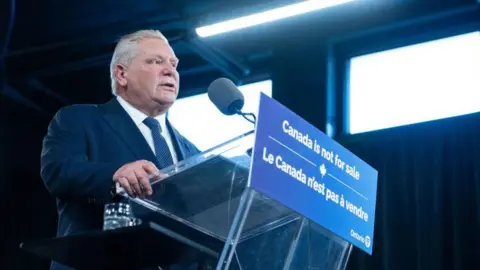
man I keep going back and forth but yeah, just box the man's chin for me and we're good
[155,97,176,107]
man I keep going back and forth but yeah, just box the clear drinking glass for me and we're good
[103,202,141,230]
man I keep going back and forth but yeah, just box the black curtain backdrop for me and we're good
[338,112,480,270]
[0,96,57,270]
[2,37,480,269]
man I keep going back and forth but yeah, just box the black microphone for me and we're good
[207,78,256,124]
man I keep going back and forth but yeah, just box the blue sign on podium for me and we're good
[249,93,378,254]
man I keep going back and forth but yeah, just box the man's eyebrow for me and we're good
[154,55,179,63]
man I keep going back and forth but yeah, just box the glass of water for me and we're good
[103,202,142,230]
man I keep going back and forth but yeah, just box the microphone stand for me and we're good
[234,109,256,125]
[233,109,256,157]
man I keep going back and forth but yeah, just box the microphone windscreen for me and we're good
[208,78,245,115]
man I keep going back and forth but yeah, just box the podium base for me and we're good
[20,222,220,270]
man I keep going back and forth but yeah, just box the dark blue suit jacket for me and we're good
[40,98,201,270]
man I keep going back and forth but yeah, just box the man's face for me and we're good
[118,38,180,111]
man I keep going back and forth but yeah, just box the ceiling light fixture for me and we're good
[196,0,356,38]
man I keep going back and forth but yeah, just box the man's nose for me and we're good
[161,65,175,76]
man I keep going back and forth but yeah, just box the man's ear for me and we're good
[114,64,128,88]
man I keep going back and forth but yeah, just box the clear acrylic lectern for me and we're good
[120,130,353,270]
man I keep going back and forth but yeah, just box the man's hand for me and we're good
[112,160,163,198]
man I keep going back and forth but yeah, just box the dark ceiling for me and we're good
[0,0,479,116]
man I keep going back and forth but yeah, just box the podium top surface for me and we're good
[119,131,296,242]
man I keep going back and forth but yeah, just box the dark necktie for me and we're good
[143,117,174,168]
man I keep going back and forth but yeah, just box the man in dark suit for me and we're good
[40,29,201,270]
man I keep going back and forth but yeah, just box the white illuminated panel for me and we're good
[348,31,480,134]
[168,80,272,151]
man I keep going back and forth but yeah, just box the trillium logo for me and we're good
[365,236,371,248]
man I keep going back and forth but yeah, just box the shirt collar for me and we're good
[116,96,167,127]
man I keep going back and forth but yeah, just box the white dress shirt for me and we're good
[117,96,178,164]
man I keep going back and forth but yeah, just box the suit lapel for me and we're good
[100,98,161,168]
